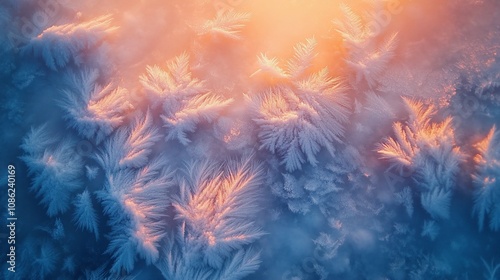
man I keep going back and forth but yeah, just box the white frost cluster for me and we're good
[140,53,233,145]
[472,127,500,231]
[378,99,464,220]
[250,38,350,171]
[22,15,117,70]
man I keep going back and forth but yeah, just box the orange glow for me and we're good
[223,127,241,143]
[124,198,145,218]
[100,0,380,91]
[44,154,55,166]
[475,127,496,155]
[59,0,456,97]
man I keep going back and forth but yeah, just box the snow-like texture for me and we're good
[272,168,343,215]
[60,68,133,144]
[30,242,60,279]
[16,238,60,279]
[472,127,500,231]
[252,53,289,80]
[335,4,398,88]
[85,165,99,180]
[271,144,365,219]
[362,91,396,120]
[377,99,463,174]
[140,53,233,144]
[421,188,452,220]
[4,0,500,279]
[72,190,99,240]
[173,158,264,268]
[158,240,261,280]
[97,155,175,274]
[378,65,457,99]
[20,126,83,216]
[91,112,175,274]
[378,99,464,220]
[333,4,372,50]
[96,110,161,170]
[250,38,350,171]
[395,186,414,218]
[140,53,205,109]
[421,220,439,241]
[481,258,500,280]
[52,218,65,240]
[22,15,117,70]
[198,10,250,40]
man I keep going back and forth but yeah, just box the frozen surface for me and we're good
[0,0,499,279]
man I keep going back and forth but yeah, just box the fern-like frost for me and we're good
[73,190,99,240]
[22,15,117,70]
[97,155,174,274]
[60,68,133,144]
[472,127,500,231]
[250,39,350,171]
[173,158,264,268]
[378,99,463,219]
[140,53,232,145]
[96,110,161,171]
[20,127,83,217]
[198,11,250,40]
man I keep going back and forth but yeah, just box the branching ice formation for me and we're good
[20,126,83,217]
[250,38,350,171]
[472,127,500,231]
[140,53,233,145]
[378,99,464,219]
[22,15,117,70]
[60,68,133,144]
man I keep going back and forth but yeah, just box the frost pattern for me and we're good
[250,38,350,171]
[481,258,500,280]
[421,220,439,241]
[395,186,414,218]
[363,91,396,120]
[85,165,99,180]
[7,1,500,279]
[345,33,398,88]
[22,15,117,70]
[60,69,133,144]
[96,111,161,171]
[378,99,464,219]
[23,240,60,279]
[158,241,260,280]
[20,126,83,217]
[140,53,233,145]
[334,4,398,88]
[198,10,250,40]
[73,190,99,240]
[421,188,452,220]
[472,127,500,231]
[96,155,175,274]
[271,145,364,216]
[173,158,264,268]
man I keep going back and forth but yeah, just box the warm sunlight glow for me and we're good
[7,0,499,278]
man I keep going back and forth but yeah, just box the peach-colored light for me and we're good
[175,165,259,247]
[223,127,241,143]
[136,224,155,245]
[474,127,496,163]
[124,198,146,219]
